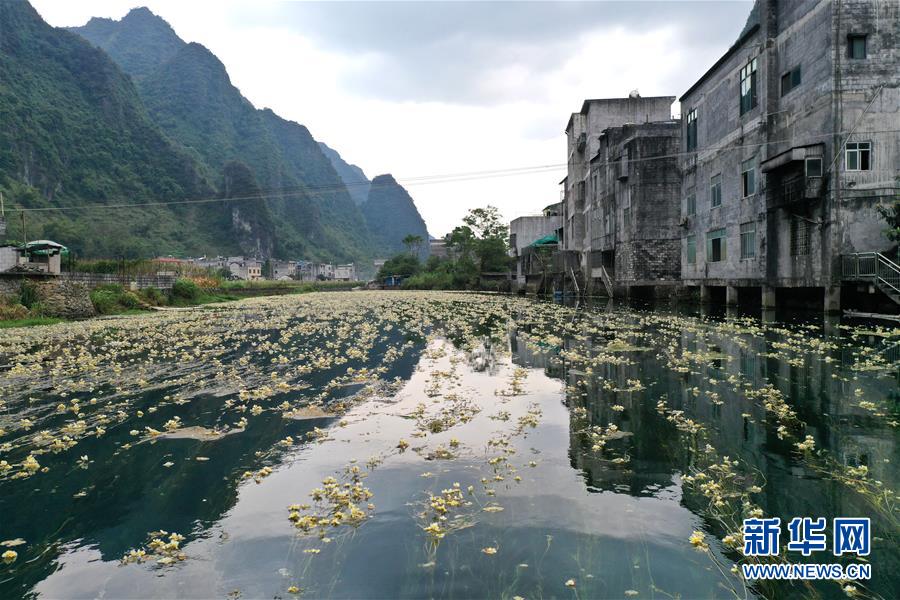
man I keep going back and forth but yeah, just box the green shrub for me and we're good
[172,278,200,301]
[141,286,166,305]
[120,291,142,309]
[90,289,121,314]
[19,280,40,308]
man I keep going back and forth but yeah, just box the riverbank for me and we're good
[0,278,359,328]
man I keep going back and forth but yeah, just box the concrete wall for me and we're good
[588,121,682,292]
[509,215,561,284]
[60,272,176,290]
[679,0,898,304]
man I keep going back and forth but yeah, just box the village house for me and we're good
[270,260,297,280]
[588,120,682,298]
[334,263,357,281]
[562,95,675,292]
[679,0,899,311]
[227,256,263,281]
[508,202,563,292]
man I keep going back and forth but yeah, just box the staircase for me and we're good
[842,252,900,305]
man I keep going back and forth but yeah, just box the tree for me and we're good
[402,234,424,256]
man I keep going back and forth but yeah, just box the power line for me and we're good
[4,127,898,214]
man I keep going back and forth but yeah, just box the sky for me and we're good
[32,0,753,237]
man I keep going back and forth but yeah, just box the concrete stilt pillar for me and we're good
[700,284,711,303]
[824,285,841,313]
[761,286,776,309]
[726,285,739,306]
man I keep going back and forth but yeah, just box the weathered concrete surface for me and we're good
[0,276,95,319]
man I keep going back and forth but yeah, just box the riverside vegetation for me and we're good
[0,291,897,599]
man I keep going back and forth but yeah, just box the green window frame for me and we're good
[686,109,698,152]
[739,58,758,115]
[741,158,756,197]
[740,222,756,258]
[707,228,727,262]
[710,174,722,208]
[848,34,867,59]
[686,193,696,216]
[780,65,802,96]
[686,234,697,265]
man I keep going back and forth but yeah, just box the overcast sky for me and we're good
[32,0,752,237]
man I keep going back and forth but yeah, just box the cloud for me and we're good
[228,1,754,106]
[31,0,754,239]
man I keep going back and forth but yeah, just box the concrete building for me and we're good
[562,95,675,292]
[271,260,297,280]
[227,257,262,281]
[429,238,449,260]
[334,263,357,281]
[509,202,563,291]
[588,121,683,297]
[679,0,900,311]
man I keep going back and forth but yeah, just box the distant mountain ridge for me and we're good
[318,142,370,206]
[0,0,232,257]
[67,5,430,262]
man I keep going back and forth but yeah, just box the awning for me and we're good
[24,240,69,255]
[760,143,824,173]
[529,234,559,247]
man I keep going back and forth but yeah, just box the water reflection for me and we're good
[0,294,897,599]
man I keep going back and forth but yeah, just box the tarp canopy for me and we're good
[24,240,69,255]
[528,234,559,247]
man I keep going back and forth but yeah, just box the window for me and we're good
[686,235,697,265]
[710,174,722,208]
[780,65,802,96]
[686,109,698,152]
[623,193,631,230]
[739,58,758,115]
[741,158,756,197]
[846,141,871,171]
[740,222,757,258]
[686,193,696,216]
[707,228,727,262]
[805,157,823,177]
[790,217,810,256]
[848,34,867,59]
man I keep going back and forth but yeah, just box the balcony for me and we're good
[576,132,586,152]
[772,175,823,205]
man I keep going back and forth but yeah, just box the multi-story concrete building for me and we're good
[271,260,297,280]
[334,263,357,281]
[509,202,563,291]
[588,121,682,297]
[679,0,899,311]
[563,95,675,290]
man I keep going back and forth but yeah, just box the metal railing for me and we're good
[842,252,900,295]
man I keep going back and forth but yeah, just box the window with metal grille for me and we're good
[740,222,756,258]
[686,234,696,265]
[790,217,810,256]
[845,141,871,171]
[707,228,727,262]
[741,158,756,197]
[780,66,801,96]
[686,193,696,216]
[686,109,698,152]
[848,34,867,59]
[710,174,722,208]
[739,58,758,115]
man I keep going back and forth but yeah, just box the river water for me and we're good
[0,292,897,599]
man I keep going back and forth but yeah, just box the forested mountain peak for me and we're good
[72,6,185,80]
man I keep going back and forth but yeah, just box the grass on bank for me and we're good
[0,276,358,329]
